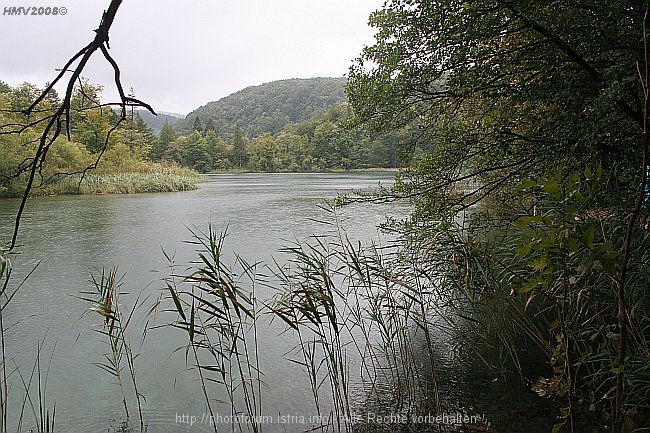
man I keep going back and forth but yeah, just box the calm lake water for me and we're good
[0,173,555,433]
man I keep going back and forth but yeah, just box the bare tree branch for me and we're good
[4,0,155,252]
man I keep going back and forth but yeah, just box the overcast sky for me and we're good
[0,1,381,114]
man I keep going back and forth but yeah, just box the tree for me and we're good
[348,0,644,219]
[248,133,278,172]
[347,1,650,430]
[43,82,61,107]
[152,120,176,161]
[72,107,113,154]
[117,111,154,158]
[179,131,212,172]
[192,116,203,134]
[203,118,216,136]
[230,124,248,169]
[204,129,231,170]
[8,82,42,111]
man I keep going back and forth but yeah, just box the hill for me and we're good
[175,77,347,140]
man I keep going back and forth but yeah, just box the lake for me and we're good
[0,172,555,433]
[0,172,407,432]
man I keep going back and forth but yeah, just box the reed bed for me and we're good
[164,226,264,433]
[53,172,203,195]
[160,211,478,433]
[0,163,204,198]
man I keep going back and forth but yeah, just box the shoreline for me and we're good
[0,169,398,199]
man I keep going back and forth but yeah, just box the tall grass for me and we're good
[47,171,203,196]
[269,217,448,430]
[80,267,147,431]
[158,212,502,432]
[164,226,263,433]
[0,163,204,198]
[0,248,56,433]
[14,339,56,433]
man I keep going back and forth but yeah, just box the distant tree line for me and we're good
[1,79,408,179]
[152,103,408,173]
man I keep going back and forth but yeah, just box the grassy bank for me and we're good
[0,163,205,198]
[53,171,204,195]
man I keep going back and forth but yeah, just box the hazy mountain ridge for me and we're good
[136,109,184,134]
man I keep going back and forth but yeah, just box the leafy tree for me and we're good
[0,81,10,93]
[348,0,644,219]
[347,1,650,429]
[43,83,61,107]
[178,131,212,173]
[204,130,231,170]
[8,82,42,111]
[72,107,113,153]
[248,133,279,172]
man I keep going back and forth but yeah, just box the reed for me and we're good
[80,267,146,431]
[0,165,204,198]
[0,248,56,433]
[164,225,263,433]
[267,207,450,431]
[14,340,56,432]
[51,171,203,195]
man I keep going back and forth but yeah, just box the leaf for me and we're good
[585,225,595,248]
[552,421,566,433]
[530,254,549,271]
[516,279,537,294]
[543,179,561,196]
[167,284,186,321]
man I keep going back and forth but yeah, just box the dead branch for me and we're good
[3,0,156,252]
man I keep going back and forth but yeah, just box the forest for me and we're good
[149,77,407,173]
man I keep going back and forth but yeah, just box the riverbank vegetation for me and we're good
[345,1,650,431]
[0,81,202,198]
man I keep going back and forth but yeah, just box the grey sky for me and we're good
[0,1,381,114]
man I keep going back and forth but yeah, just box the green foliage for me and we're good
[161,102,405,172]
[191,116,202,134]
[348,0,645,221]
[345,0,650,428]
[176,78,348,139]
[444,166,650,429]
[151,120,176,161]
[146,78,406,173]
[0,81,202,197]
[117,110,154,158]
